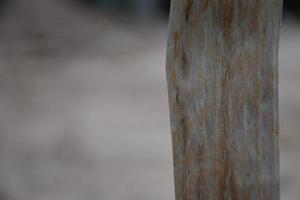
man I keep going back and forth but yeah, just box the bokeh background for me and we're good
[0,0,299,199]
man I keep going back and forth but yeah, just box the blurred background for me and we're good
[0,0,299,199]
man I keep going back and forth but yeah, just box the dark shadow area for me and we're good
[76,0,170,16]
[284,0,300,19]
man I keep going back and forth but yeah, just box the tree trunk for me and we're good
[166,0,282,199]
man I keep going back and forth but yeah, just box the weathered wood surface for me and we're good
[166,0,282,199]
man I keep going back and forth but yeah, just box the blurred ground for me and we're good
[279,19,300,200]
[0,1,299,200]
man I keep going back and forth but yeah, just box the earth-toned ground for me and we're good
[0,1,299,199]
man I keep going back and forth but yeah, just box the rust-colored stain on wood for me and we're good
[185,0,193,23]
[220,0,235,40]
[166,0,282,199]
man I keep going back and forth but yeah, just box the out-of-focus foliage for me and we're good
[0,0,9,8]
[78,0,132,8]
[77,0,170,15]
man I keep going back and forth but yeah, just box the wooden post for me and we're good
[166,0,282,199]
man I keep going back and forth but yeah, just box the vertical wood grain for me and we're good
[166,0,282,199]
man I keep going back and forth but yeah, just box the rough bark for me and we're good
[166,0,282,199]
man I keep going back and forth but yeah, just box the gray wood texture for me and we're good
[166,0,283,199]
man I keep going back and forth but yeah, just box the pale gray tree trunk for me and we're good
[166,0,283,199]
